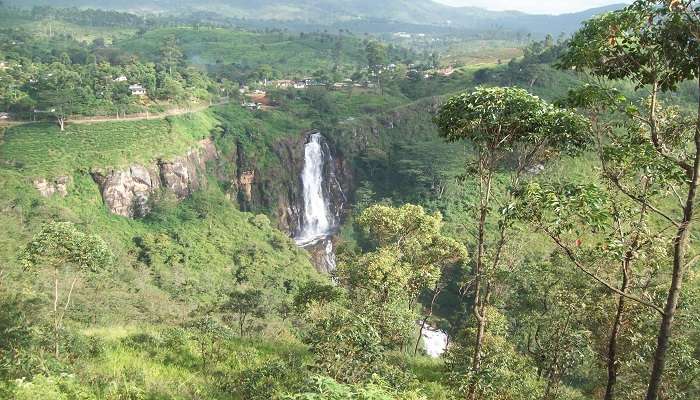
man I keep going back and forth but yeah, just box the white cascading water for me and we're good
[420,325,449,358]
[295,132,337,271]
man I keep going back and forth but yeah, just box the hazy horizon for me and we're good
[433,0,630,15]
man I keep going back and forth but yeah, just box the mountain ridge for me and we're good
[3,0,627,34]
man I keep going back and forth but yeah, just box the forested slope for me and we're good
[1,2,699,399]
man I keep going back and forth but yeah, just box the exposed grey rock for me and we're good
[34,176,71,198]
[91,138,218,218]
[92,165,160,217]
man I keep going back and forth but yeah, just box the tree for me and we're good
[34,63,83,131]
[19,222,112,358]
[434,86,589,399]
[559,2,700,398]
[252,64,277,84]
[513,180,669,398]
[159,35,183,76]
[365,41,387,94]
[339,204,466,350]
[188,315,232,371]
[352,204,466,306]
[221,288,266,337]
[293,281,343,313]
[301,302,385,384]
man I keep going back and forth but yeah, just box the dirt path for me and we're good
[0,100,231,127]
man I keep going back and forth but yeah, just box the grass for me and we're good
[0,111,217,178]
[441,39,524,67]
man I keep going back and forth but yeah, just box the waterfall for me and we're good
[295,132,339,271]
[420,324,448,358]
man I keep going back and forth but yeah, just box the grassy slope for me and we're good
[0,99,449,398]
[0,104,320,322]
[1,112,216,178]
[0,10,138,43]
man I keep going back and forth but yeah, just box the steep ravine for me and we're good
[234,130,351,273]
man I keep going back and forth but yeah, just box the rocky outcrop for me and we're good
[238,170,255,203]
[34,176,71,198]
[91,165,160,217]
[91,139,218,218]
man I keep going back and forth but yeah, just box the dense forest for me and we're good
[0,1,699,399]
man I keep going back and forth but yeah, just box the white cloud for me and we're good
[433,0,630,15]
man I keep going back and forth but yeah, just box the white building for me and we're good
[129,84,147,96]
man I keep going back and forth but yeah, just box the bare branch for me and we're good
[546,230,665,316]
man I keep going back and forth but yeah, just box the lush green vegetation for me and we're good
[1,1,699,400]
[1,112,216,177]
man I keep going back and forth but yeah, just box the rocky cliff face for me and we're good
[91,165,160,217]
[91,139,218,218]
[235,131,352,238]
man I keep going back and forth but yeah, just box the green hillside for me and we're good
[116,28,368,76]
[4,0,625,35]
[1,1,699,399]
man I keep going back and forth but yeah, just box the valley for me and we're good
[0,1,699,399]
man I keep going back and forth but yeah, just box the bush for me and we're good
[120,332,161,356]
[224,358,308,400]
[14,374,95,400]
[286,375,429,400]
[302,303,385,384]
[160,327,188,351]
[444,325,545,400]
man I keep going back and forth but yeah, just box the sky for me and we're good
[433,0,629,15]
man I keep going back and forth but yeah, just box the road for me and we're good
[0,100,231,128]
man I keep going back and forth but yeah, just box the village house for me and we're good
[129,84,147,96]
[293,81,307,89]
[271,79,295,89]
[0,61,8,70]
[251,89,266,96]
[113,75,128,82]
[436,66,456,76]
[242,102,261,111]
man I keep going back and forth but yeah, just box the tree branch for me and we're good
[546,231,665,315]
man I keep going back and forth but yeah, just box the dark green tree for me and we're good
[221,288,266,337]
[434,86,589,400]
[559,2,700,397]
[19,222,112,358]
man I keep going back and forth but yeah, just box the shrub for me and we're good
[14,374,95,400]
[120,332,162,356]
[302,303,385,384]
[160,327,188,351]
[224,358,308,400]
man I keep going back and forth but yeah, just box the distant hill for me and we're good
[2,0,626,34]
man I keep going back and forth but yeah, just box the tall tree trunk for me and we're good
[605,268,629,400]
[467,158,493,400]
[645,96,700,400]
